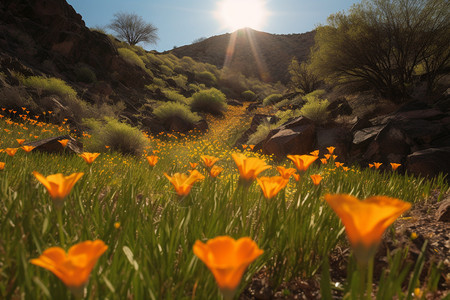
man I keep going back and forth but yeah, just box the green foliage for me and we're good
[160,64,173,77]
[118,48,147,70]
[21,76,77,98]
[190,88,227,115]
[153,101,201,125]
[83,117,149,155]
[247,120,277,145]
[163,89,190,105]
[262,93,283,106]
[75,66,97,83]
[241,90,257,101]
[288,58,320,95]
[299,95,330,124]
[195,71,217,86]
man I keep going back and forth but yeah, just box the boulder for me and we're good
[406,147,450,179]
[328,98,353,118]
[262,123,316,159]
[24,135,82,154]
[316,127,352,160]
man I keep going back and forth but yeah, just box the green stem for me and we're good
[57,209,65,247]
[366,257,374,300]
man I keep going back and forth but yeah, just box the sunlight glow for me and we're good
[215,0,269,31]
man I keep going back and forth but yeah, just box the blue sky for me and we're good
[67,0,359,52]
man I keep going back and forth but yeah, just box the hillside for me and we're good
[169,28,315,84]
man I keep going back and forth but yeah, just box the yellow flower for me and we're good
[30,240,107,294]
[5,148,18,157]
[193,236,263,299]
[327,146,336,154]
[324,194,411,249]
[16,139,25,145]
[164,170,205,196]
[201,155,219,168]
[33,171,84,208]
[287,155,318,172]
[79,152,100,165]
[58,139,69,148]
[232,153,270,183]
[390,163,401,171]
[21,145,35,153]
[209,165,224,178]
[146,155,158,167]
[276,166,297,179]
[310,174,323,185]
[256,176,289,199]
[0,162,5,170]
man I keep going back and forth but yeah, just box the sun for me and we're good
[215,0,269,31]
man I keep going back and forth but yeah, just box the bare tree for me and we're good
[108,12,158,46]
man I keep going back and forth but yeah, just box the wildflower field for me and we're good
[0,107,448,299]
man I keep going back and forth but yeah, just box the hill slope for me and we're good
[168,28,315,84]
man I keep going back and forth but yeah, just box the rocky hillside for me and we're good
[169,28,315,84]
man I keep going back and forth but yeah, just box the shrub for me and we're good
[170,74,187,89]
[118,48,146,70]
[247,121,277,145]
[145,53,164,66]
[241,90,256,101]
[163,89,190,105]
[83,117,149,155]
[190,88,227,115]
[160,64,173,76]
[75,66,97,83]
[153,102,201,125]
[262,93,283,106]
[21,76,77,98]
[195,71,217,86]
[299,96,330,124]
[273,99,291,109]
[152,77,166,87]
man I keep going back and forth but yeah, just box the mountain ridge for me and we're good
[168,28,315,84]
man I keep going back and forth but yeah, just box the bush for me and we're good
[153,102,201,125]
[241,90,256,101]
[262,93,283,106]
[195,71,217,86]
[190,88,227,115]
[163,89,190,105]
[75,66,97,83]
[118,48,146,70]
[21,76,77,98]
[160,64,173,76]
[83,117,149,155]
[299,96,330,124]
[247,121,277,145]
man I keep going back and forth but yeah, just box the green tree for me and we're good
[288,58,320,95]
[311,0,449,101]
[108,12,158,46]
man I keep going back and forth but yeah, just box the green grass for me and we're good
[0,111,448,299]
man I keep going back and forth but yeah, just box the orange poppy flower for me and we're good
[256,176,289,199]
[310,150,319,156]
[5,148,18,157]
[390,163,401,171]
[16,139,25,145]
[30,240,107,294]
[342,166,350,172]
[335,162,344,168]
[287,155,318,172]
[292,173,300,182]
[249,145,255,150]
[320,158,328,164]
[209,165,224,178]
[79,152,100,165]
[21,146,35,153]
[58,139,69,148]
[193,236,263,299]
[146,155,158,167]
[242,145,248,149]
[310,174,323,185]
[231,153,270,183]
[276,166,297,179]
[190,162,198,169]
[324,154,331,160]
[327,146,335,154]
[324,194,411,249]
[373,162,382,169]
[164,170,205,196]
[0,162,5,170]
[33,171,84,208]
[201,155,219,168]
[368,163,374,168]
